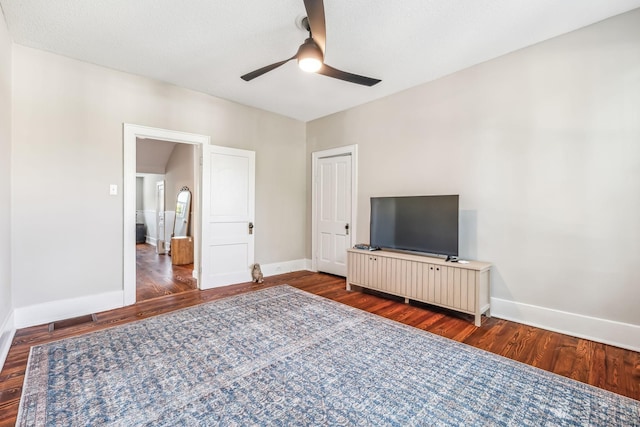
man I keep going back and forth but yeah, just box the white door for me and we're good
[316,154,352,276]
[156,181,165,252]
[201,145,255,289]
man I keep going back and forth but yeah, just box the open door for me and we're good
[201,145,255,289]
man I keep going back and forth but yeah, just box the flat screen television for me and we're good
[370,195,459,257]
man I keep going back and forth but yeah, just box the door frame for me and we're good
[311,145,358,273]
[123,124,209,306]
[155,180,165,253]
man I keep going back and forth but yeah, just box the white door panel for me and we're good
[210,244,248,273]
[316,155,352,276]
[208,222,250,240]
[201,145,255,289]
[210,155,250,217]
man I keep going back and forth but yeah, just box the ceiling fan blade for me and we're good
[241,55,296,81]
[303,0,326,54]
[318,64,381,87]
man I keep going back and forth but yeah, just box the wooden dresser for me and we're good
[347,248,491,326]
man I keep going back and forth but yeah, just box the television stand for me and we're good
[347,249,491,326]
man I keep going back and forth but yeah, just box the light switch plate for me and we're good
[109,184,118,196]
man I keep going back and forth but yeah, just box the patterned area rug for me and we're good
[18,285,639,426]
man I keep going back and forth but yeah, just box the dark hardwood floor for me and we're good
[136,243,196,301]
[1,271,638,425]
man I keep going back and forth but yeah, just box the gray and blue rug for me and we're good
[18,285,639,426]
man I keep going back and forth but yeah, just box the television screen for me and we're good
[370,195,459,257]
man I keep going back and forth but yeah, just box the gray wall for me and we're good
[307,10,640,326]
[11,45,306,308]
[0,11,12,328]
[165,144,194,208]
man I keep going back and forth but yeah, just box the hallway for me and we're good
[136,243,196,301]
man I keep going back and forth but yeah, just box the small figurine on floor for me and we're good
[251,263,264,284]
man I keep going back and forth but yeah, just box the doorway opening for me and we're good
[123,124,209,306]
[135,142,197,302]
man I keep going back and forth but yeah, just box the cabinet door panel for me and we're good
[422,264,435,301]
[348,252,360,284]
[466,271,477,312]
[452,268,461,308]
[409,262,424,300]
[446,266,454,307]
[378,256,389,293]
[370,256,378,289]
[429,264,442,304]
[400,260,412,298]
[459,269,469,310]
[357,253,365,284]
[416,264,425,301]
[347,252,355,283]
[363,255,372,288]
[381,256,392,294]
[369,256,380,289]
[395,259,404,296]
[433,265,447,305]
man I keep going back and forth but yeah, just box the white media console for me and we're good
[347,248,492,326]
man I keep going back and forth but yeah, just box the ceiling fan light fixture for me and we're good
[297,38,323,73]
[298,57,322,73]
[240,1,381,86]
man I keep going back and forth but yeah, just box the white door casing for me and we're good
[312,146,357,276]
[201,144,255,289]
[123,124,208,306]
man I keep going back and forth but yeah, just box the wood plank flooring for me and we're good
[1,271,638,425]
[136,243,196,301]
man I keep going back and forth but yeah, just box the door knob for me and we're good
[249,222,254,235]
[345,223,349,235]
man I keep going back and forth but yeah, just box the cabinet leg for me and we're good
[346,283,352,291]
[474,314,481,327]
[404,297,409,304]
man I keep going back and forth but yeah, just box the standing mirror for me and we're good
[173,186,192,237]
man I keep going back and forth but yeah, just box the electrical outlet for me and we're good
[109,184,118,196]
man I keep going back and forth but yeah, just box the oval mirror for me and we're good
[172,186,191,237]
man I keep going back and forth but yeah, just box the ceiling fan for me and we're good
[241,0,381,86]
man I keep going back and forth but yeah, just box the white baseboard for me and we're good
[260,259,311,277]
[491,297,640,352]
[0,310,16,373]
[145,237,170,252]
[303,258,313,271]
[14,291,124,329]
[10,258,314,330]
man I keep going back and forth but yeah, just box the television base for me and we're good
[347,249,492,326]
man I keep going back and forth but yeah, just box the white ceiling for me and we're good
[2,1,640,122]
